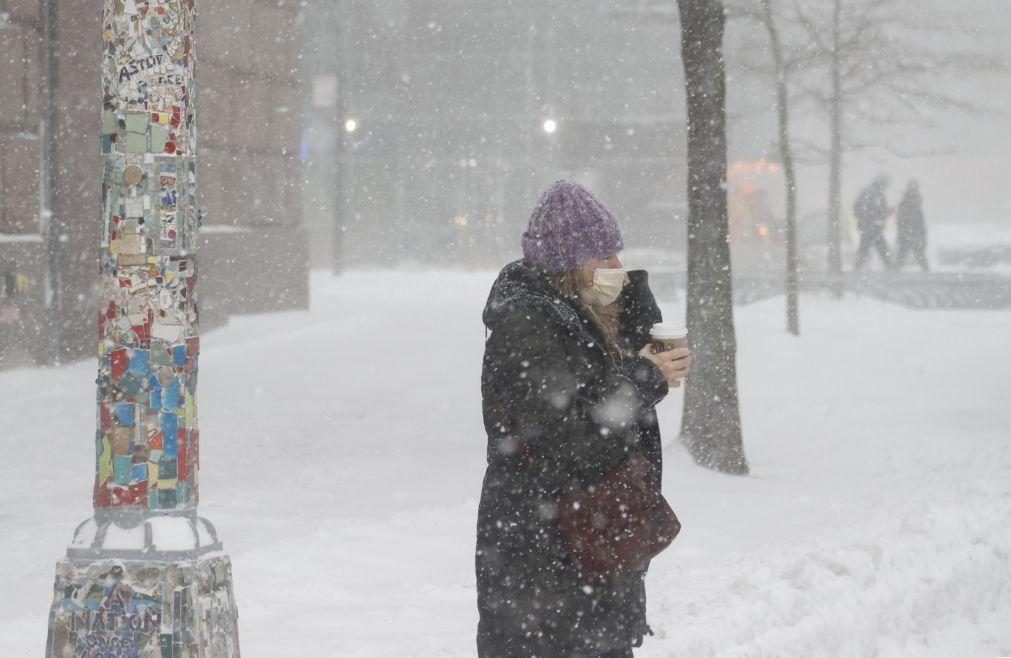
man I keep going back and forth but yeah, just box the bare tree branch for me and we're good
[842,138,958,159]
[790,0,830,54]
[791,136,831,158]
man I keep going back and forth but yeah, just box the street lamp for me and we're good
[542,118,558,134]
[344,118,359,133]
[45,2,240,655]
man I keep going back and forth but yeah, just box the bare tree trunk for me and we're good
[761,0,800,335]
[677,0,749,475]
[827,0,844,294]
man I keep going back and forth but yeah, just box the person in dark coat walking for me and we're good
[476,180,691,657]
[894,180,929,271]
[853,175,893,270]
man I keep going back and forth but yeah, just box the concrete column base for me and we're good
[45,551,240,657]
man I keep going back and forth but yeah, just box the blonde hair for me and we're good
[548,269,626,363]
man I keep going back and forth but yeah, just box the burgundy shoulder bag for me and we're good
[491,395,681,580]
[557,453,680,580]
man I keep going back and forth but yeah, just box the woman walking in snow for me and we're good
[894,179,929,272]
[476,180,690,657]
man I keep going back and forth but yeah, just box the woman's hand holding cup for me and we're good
[641,322,691,389]
[639,343,692,388]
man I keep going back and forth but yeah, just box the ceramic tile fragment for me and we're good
[46,7,242,645]
[92,0,200,513]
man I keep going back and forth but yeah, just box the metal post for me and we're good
[45,2,240,655]
[332,0,346,274]
[40,0,62,364]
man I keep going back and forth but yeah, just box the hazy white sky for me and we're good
[732,0,1011,229]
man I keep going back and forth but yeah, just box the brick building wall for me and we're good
[0,1,47,367]
[0,0,308,367]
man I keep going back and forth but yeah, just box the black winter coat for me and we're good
[896,189,927,249]
[476,260,669,657]
[854,183,890,235]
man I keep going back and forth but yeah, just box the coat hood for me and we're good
[482,260,582,333]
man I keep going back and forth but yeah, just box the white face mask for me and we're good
[584,268,628,306]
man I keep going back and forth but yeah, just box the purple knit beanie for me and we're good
[521,180,624,273]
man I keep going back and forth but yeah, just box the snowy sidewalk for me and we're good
[2,270,1009,657]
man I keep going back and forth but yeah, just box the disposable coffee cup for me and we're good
[649,322,687,354]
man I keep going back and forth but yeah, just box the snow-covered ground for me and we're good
[2,269,1010,657]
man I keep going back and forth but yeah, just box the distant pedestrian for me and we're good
[853,175,892,270]
[476,180,689,657]
[894,180,929,272]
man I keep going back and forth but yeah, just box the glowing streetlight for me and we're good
[542,118,558,134]
[344,118,359,133]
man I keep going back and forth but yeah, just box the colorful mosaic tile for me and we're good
[47,2,240,654]
[46,556,240,658]
[95,0,200,512]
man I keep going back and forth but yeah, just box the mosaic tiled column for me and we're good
[45,2,240,656]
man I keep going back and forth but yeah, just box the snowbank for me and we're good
[1,270,1008,657]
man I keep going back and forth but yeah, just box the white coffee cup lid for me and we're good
[650,322,687,339]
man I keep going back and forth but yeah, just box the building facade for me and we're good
[301,0,686,269]
[0,0,308,368]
